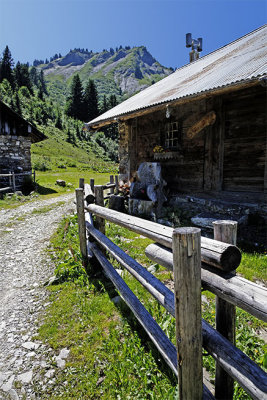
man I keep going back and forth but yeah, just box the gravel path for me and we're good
[0,193,75,400]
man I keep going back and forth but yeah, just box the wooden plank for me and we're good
[173,227,202,399]
[79,178,84,189]
[94,186,105,235]
[187,111,216,139]
[90,178,95,192]
[75,188,88,269]
[12,172,16,192]
[214,221,237,400]
[86,223,267,398]
[145,243,267,322]
[90,241,214,399]
[86,204,241,271]
[109,175,114,195]
[115,175,119,195]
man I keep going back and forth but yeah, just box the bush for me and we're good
[32,160,51,171]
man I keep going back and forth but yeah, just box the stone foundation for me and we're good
[0,135,32,189]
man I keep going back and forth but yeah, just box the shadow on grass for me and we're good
[89,263,177,385]
[35,183,58,195]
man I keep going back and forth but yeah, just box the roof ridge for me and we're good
[175,24,267,72]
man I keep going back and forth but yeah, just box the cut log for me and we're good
[145,243,267,322]
[86,204,241,271]
[187,111,216,139]
[84,183,95,205]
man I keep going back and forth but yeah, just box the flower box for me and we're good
[153,151,180,160]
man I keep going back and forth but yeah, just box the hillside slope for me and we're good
[42,46,173,104]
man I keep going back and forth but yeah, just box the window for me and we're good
[164,121,182,150]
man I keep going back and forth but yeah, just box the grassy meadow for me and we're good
[36,214,267,399]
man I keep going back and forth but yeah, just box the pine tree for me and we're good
[55,109,62,129]
[65,74,85,120]
[84,79,99,122]
[15,62,33,93]
[39,70,47,95]
[29,66,39,86]
[14,92,21,115]
[108,94,117,109]
[101,94,109,114]
[0,45,14,87]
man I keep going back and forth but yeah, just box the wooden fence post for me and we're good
[9,171,12,188]
[79,178,85,190]
[172,227,203,400]
[75,188,88,269]
[110,175,114,195]
[213,220,237,400]
[12,172,16,192]
[94,185,105,234]
[115,175,119,195]
[90,178,95,192]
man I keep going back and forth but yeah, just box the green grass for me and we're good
[37,215,176,399]
[0,170,111,209]
[38,212,267,399]
[237,252,267,282]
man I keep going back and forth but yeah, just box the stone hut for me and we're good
[0,101,46,190]
[86,26,267,241]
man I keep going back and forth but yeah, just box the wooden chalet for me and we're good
[0,100,46,189]
[87,26,267,219]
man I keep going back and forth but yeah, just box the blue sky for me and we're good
[1,0,266,69]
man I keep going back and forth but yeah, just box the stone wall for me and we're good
[0,135,32,188]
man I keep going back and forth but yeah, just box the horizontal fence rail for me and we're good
[86,204,241,271]
[145,243,267,322]
[86,222,267,399]
[76,177,267,399]
[0,170,35,193]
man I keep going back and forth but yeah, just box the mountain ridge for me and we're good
[40,46,173,104]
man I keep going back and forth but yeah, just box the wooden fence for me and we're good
[75,176,267,400]
[0,170,36,193]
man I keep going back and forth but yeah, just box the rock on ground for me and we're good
[0,193,75,399]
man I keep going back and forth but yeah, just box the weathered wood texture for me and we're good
[86,204,241,271]
[84,183,95,205]
[173,228,202,399]
[115,175,119,195]
[109,175,114,195]
[90,240,214,399]
[90,178,95,192]
[85,221,267,397]
[213,221,237,400]
[187,111,216,139]
[118,86,266,199]
[75,188,88,269]
[79,178,84,189]
[223,87,266,192]
[145,243,267,322]
[94,186,105,234]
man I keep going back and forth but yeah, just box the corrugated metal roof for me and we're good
[88,25,267,127]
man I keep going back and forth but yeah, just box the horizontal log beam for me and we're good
[145,243,267,322]
[187,111,216,139]
[86,204,241,271]
[86,222,267,398]
[90,241,214,399]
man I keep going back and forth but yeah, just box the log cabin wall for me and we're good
[119,85,266,201]
[222,86,266,193]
